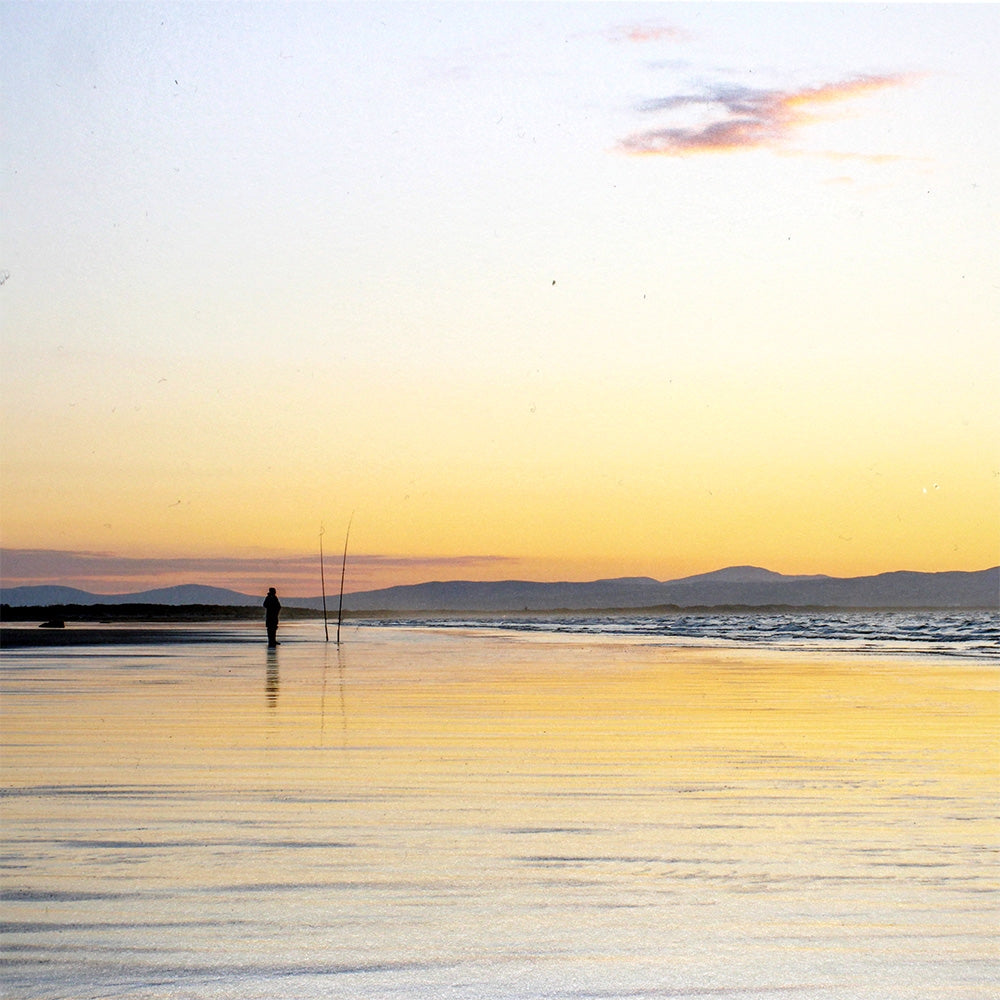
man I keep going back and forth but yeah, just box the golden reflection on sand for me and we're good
[1,627,996,998]
[4,629,997,796]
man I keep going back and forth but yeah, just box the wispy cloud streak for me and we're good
[0,548,520,594]
[609,22,688,44]
[620,74,914,156]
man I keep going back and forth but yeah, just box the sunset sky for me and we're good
[2,2,998,596]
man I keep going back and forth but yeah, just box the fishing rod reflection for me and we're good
[320,643,348,746]
[262,641,348,740]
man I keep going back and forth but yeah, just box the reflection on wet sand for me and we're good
[265,648,279,709]
[1,624,996,1000]
[319,644,348,747]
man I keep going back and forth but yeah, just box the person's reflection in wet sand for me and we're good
[266,648,279,710]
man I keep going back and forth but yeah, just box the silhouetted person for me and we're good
[263,587,281,647]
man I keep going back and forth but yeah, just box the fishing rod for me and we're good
[336,513,353,646]
[319,526,330,642]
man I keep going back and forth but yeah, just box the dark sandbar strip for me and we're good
[0,627,260,649]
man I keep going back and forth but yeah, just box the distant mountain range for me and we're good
[2,566,997,612]
[0,584,263,608]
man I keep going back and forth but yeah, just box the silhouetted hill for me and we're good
[335,567,998,612]
[670,565,830,585]
[0,584,260,608]
[650,568,997,611]
[2,566,997,613]
[1,585,100,606]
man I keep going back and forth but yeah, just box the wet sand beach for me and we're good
[1,623,997,998]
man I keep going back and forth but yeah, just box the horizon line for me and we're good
[3,563,998,600]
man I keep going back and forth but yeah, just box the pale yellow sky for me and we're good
[2,3,997,594]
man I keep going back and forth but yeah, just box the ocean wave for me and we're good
[369,611,1000,661]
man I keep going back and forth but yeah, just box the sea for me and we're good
[374,609,1000,661]
[1,610,998,999]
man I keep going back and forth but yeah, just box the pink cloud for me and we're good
[608,22,688,44]
[620,74,914,156]
[0,548,519,595]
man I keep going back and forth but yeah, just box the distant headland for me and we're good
[2,565,997,615]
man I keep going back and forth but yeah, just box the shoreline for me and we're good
[3,611,996,662]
